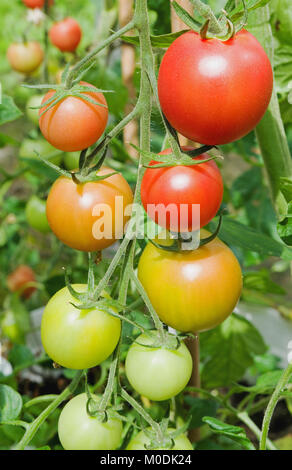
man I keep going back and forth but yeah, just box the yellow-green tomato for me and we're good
[58,393,123,450]
[26,94,44,125]
[41,285,121,369]
[19,138,63,166]
[127,428,193,450]
[25,196,50,233]
[138,231,242,332]
[125,331,192,401]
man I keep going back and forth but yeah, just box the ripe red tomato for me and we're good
[7,42,44,74]
[39,81,108,152]
[141,147,223,232]
[22,0,53,8]
[138,230,242,332]
[7,265,36,299]
[158,30,273,145]
[49,18,82,53]
[46,167,133,252]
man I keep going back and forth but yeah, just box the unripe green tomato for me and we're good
[26,94,43,125]
[41,285,121,369]
[63,152,80,170]
[19,138,63,166]
[125,331,192,401]
[58,393,123,450]
[127,428,193,450]
[1,311,24,344]
[25,195,50,233]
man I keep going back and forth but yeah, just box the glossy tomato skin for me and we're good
[7,265,36,299]
[41,285,121,369]
[127,428,193,450]
[22,0,53,8]
[39,81,108,152]
[158,30,273,145]
[7,42,44,74]
[138,231,242,332]
[141,147,223,232]
[125,331,192,401]
[25,196,51,234]
[58,393,123,450]
[49,18,82,52]
[46,167,133,252]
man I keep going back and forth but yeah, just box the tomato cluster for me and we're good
[18,16,273,451]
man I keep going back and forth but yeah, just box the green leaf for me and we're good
[122,30,188,48]
[202,417,256,450]
[209,216,292,260]
[0,385,22,423]
[277,202,292,245]
[243,270,286,295]
[0,95,22,125]
[200,314,267,389]
[274,44,292,94]
[171,2,201,32]
[234,370,292,395]
[184,397,219,429]
[228,0,271,22]
[0,133,18,148]
[8,345,34,368]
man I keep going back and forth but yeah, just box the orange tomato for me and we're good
[46,167,133,251]
[138,231,242,332]
[7,42,43,74]
[7,265,37,299]
[39,81,108,152]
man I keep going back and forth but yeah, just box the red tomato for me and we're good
[7,265,36,299]
[39,81,108,152]
[141,147,223,232]
[158,30,273,145]
[7,42,44,74]
[46,167,133,252]
[49,18,82,53]
[22,0,53,8]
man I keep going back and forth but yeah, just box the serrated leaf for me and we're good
[203,417,256,450]
[122,30,188,48]
[172,2,201,31]
[200,314,267,389]
[209,216,292,260]
[0,95,22,125]
[0,385,22,423]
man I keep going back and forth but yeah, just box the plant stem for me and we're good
[260,362,292,450]
[43,0,49,83]
[248,6,292,218]
[237,411,277,451]
[15,370,84,450]
[65,21,135,88]
[189,0,225,34]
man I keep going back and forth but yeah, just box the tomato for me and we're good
[7,265,36,299]
[7,42,44,74]
[127,428,193,450]
[49,18,82,52]
[46,167,133,252]
[58,393,123,450]
[19,138,63,167]
[63,152,80,170]
[22,0,53,8]
[26,94,44,126]
[25,196,51,234]
[125,331,192,401]
[141,147,223,232]
[41,285,121,369]
[138,231,242,332]
[158,30,273,145]
[39,81,108,152]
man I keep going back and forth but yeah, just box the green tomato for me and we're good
[19,138,63,166]
[58,393,123,450]
[26,94,44,126]
[1,311,24,344]
[125,331,192,401]
[127,428,193,450]
[63,152,80,170]
[41,285,121,369]
[25,195,50,233]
